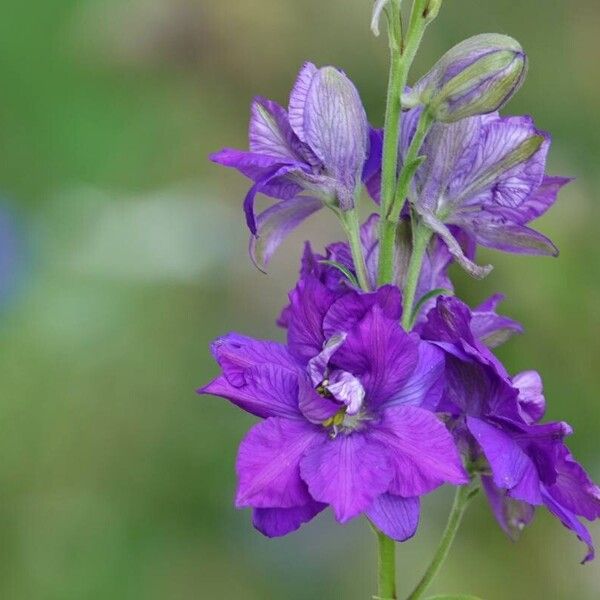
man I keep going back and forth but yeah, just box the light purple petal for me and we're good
[210,148,292,180]
[482,475,535,541]
[369,405,468,497]
[299,433,393,523]
[467,220,558,256]
[288,62,319,142]
[543,490,596,564]
[327,370,365,415]
[470,293,523,348]
[301,66,368,209]
[252,500,326,537]
[512,370,545,424]
[366,495,420,542]
[467,417,542,504]
[383,341,445,411]
[250,195,323,271]
[332,305,419,406]
[307,333,347,385]
[236,418,322,509]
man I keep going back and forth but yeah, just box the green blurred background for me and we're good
[1,1,599,598]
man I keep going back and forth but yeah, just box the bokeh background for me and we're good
[1,0,599,598]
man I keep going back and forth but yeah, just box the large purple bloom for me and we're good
[199,279,467,538]
[211,63,371,270]
[423,296,600,562]
[365,110,570,277]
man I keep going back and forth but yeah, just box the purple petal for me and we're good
[322,285,402,339]
[288,63,319,143]
[301,67,368,209]
[369,405,468,497]
[200,363,303,420]
[332,305,419,406]
[327,370,365,415]
[467,417,542,504]
[210,148,291,180]
[298,376,340,424]
[250,195,322,271]
[209,333,299,387]
[467,220,558,256]
[363,128,383,202]
[252,500,326,537]
[542,490,596,564]
[307,333,347,385]
[470,293,523,348]
[366,494,420,542]
[482,475,535,541]
[512,370,545,424]
[236,418,322,509]
[249,97,300,160]
[546,446,600,521]
[383,341,445,411]
[286,275,338,364]
[299,433,393,523]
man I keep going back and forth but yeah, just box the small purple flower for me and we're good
[423,296,600,562]
[199,279,467,539]
[211,63,370,270]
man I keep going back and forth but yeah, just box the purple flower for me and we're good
[199,279,468,539]
[365,111,570,277]
[424,296,600,562]
[210,63,370,270]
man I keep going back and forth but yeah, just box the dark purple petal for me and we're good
[512,370,545,424]
[332,305,419,406]
[298,376,340,424]
[209,333,299,386]
[200,363,303,420]
[322,285,402,339]
[382,341,445,411]
[542,490,596,564]
[252,500,326,537]
[482,475,535,541]
[546,447,600,521]
[301,67,369,209]
[467,417,542,504]
[286,275,338,364]
[299,433,393,523]
[236,418,322,509]
[250,195,323,271]
[366,494,420,542]
[363,128,383,202]
[470,294,523,348]
[369,405,468,497]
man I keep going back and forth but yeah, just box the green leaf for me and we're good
[318,260,359,287]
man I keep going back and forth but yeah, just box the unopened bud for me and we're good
[404,33,527,123]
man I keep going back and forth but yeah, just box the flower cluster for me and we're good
[201,9,599,595]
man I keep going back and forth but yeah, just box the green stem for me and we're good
[406,483,479,600]
[377,0,439,285]
[400,221,432,331]
[376,529,397,599]
[341,208,371,291]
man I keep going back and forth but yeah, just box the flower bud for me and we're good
[404,33,527,123]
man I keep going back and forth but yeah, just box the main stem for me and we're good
[376,529,397,599]
[406,483,479,600]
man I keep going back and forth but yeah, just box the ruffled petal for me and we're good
[512,370,545,424]
[236,418,322,509]
[332,305,419,406]
[367,494,420,542]
[299,433,393,523]
[470,294,523,348]
[250,195,323,271]
[252,500,326,537]
[369,405,468,497]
